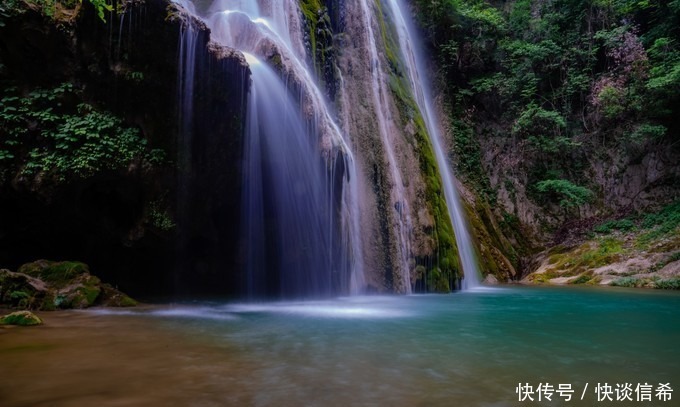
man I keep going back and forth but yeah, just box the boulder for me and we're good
[0,261,136,310]
[0,310,42,326]
[483,274,499,285]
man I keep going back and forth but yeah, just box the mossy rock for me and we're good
[0,310,42,326]
[99,284,138,307]
[0,269,44,309]
[568,272,594,284]
[18,260,89,286]
[63,285,102,309]
[4,261,136,310]
[427,268,451,293]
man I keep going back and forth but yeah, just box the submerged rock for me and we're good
[0,310,43,326]
[0,261,137,310]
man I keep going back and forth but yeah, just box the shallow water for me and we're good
[1,285,678,406]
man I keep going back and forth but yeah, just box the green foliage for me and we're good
[535,179,594,208]
[411,0,679,225]
[594,218,636,234]
[669,252,680,263]
[594,201,679,244]
[569,273,594,284]
[148,200,175,231]
[610,276,680,289]
[0,0,24,26]
[597,84,626,119]
[512,104,566,137]
[0,0,112,23]
[451,117,493,200]
[8,290,30,308]
[641,201,680,229]
[0,83,165,183]
[646,38,680,93]
[125,71,144,82]
[84,0,113,22]
[629,123,666,143]
[610,276,645,288]
[654,278,680,290]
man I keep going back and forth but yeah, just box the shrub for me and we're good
[535,179,594,208]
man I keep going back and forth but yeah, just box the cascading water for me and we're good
[174,0,365,298]
[385,0,482,289]
[172,0,483,296]
[355,0,414,293]
[243,55,339,297]
[175,15,199,292]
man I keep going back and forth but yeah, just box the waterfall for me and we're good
[174,0,365,298]
[355,0,414,293]
[243,55,338,297]
[172,0,483,296]
[175,18,199,292]
[385,0,482,289]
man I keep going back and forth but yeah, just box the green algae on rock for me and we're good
[0,260,137,310]
[0,310,42,326]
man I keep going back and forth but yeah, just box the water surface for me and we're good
[1,286,678,406]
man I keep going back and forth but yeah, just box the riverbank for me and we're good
[523,202,680,289]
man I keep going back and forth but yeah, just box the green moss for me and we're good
[0,311,42,326]
[117,295,138,307]
[76,285,101,306]
[635,201,680,249]
[40,292,57,311]
[587,276,603,285]
[427,268,451,292]
[569,272,594,284]
[548,238,625,276]
[299,0,322,67]
[374,0,402,75]
[18,260,89,286]
[369,0,462,287]
[529,269,560,283]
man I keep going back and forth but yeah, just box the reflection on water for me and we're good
[1,286,679,406]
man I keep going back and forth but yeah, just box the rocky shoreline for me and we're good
[0,260,137,325]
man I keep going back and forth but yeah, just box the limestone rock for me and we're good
[483,274,499,285]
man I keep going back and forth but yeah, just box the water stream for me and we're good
[356,0,414,292]
[386,0,482,288]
